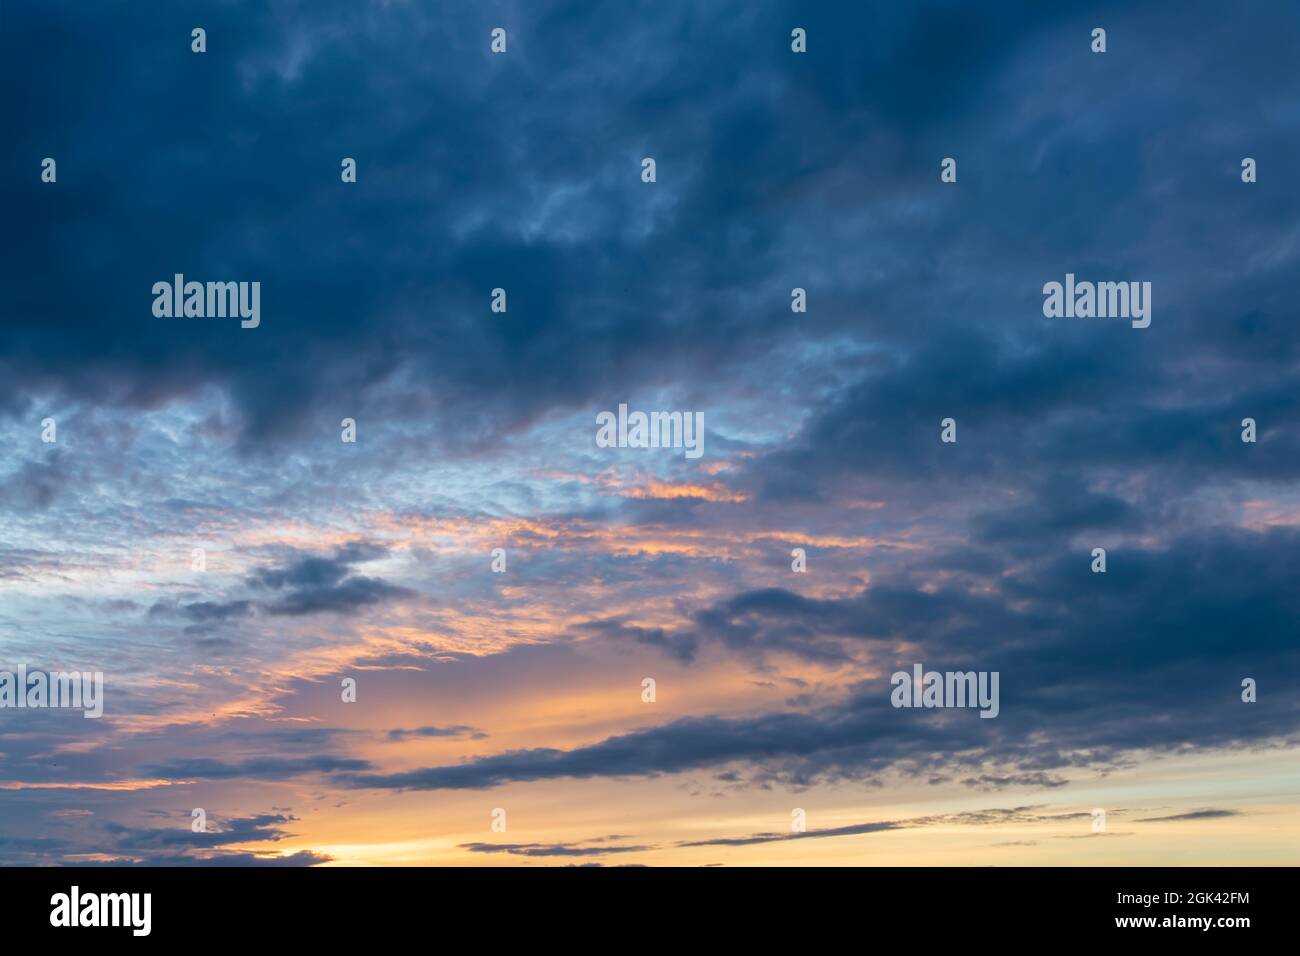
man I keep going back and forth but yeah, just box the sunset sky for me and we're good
[1,0,1298,866]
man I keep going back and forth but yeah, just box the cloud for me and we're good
[0,453,71,511]
[459,841,653,858]
[139,756,374,782]
[87,850,332,867]
[145,542,412,632]
[386,725,487,742]
[1134,809,1241,823]
[102,812,299,851]
[339,526,1300,793]
[679,821,901,848]
[680,805,1114,848]
[17,811,337,866]
[249,543,413,616]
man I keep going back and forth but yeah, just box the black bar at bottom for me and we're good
[0,865,1284,942]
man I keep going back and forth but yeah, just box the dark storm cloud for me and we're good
[970,473,1141,545]
[747,325,1300,510]
[725,4,1300,511]
[338,707,884,791]
[1,0,1133,452]
[340,524,1300,792]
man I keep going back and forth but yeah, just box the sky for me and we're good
[1,0,1298,866]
